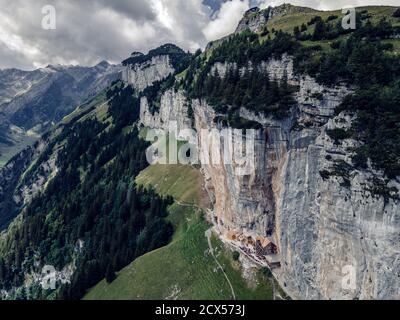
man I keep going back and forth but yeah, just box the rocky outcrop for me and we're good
[235,4,314,34]
[209,5,306,49]
[0,239,84,300]
[235,7,269,34]
[139,54,400,300]
[122,55,174,92]
[210,54,294,80]
[139,89,192,136]
[0,135,59,230]
[16,154,58,206]
[0,147,35,229]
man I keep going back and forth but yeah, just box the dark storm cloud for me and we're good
[95,0,156,21]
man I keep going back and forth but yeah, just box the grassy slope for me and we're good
[84,164,277,300]
[136,164,201,205]
[260,6,400,53]
[267,6,400,34]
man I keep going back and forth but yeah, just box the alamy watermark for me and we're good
[40,265,69,290]
[341,264,357,292]
[41,5,56,30]
[342,8,357,30]
[41,265,57,290]
[145,122,256,176]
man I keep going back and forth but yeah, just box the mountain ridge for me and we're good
[0,62,123,167]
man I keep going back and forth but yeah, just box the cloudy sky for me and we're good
[0,0,398,70]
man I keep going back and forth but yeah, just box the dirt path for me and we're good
[175,200,199,209]
[270,278,276,300]
[205,229,236,300]
[175,202,236,300]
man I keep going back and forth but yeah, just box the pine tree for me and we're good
[312,20,325,41]
[293,26,301,39]
[105,264,116,284]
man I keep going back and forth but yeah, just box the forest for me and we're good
[0,84,174,299]
[181,14,400,181]
[181,30,298,127]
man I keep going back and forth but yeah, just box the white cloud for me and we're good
[148,0,212,52]
[203,0,250,41]
[0,0,216,70]
[150,0,175,30]
[0,0,399,70]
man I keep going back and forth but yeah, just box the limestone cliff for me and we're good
[235,4,315,34]
[136,54,400,300]
[122,55,174,92]
[121,44,190,93]
[140,89,191,134]
[235,7,269,34]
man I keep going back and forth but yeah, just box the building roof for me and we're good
[256,236,274,248]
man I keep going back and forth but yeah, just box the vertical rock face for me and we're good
[139,89,192,135]
[279,121,400,300]
[122,55,174,92]
[194,101,287,238]
[235,4,314,34]
[235,7,268,34]
[138,54,400,300]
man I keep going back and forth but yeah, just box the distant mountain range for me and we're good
[0,61,122,166]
